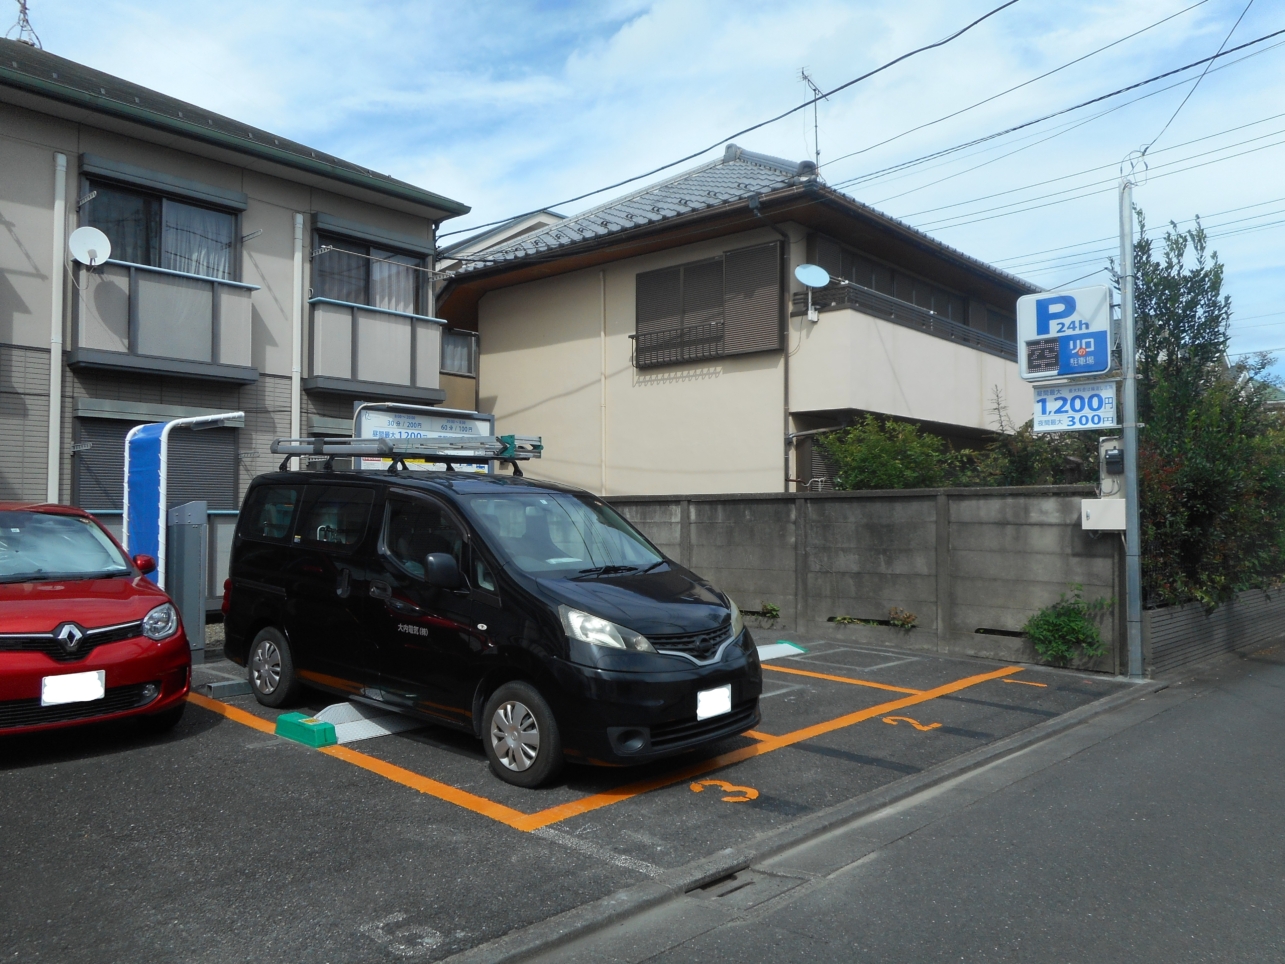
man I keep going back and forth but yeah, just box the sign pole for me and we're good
[1119,178,1144,679]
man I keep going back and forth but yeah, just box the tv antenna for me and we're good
[6,1,41,48]
[800,68,827,169]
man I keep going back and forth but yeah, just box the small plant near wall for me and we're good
[758,602,781,622]
[1023,585,1112,667]
[888,607,917,631]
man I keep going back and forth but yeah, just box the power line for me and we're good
[438,0,1023,239]
[820,0,1210,174]
[829,26,1285,192]
[1142,0,1255,155]
[857,36,1285,203]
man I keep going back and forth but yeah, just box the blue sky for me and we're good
[25,0,1285,370]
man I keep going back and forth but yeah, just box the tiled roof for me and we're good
[456,144,807,271]
[0,38,469,218]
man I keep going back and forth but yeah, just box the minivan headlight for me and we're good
[142,603,180,641]
[728,598,744,639]
[559,606,655,653]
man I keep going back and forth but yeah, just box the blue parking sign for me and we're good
[1017,286,1113,381]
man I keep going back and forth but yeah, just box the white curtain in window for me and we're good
[162,200,235,280]
[441,330,475,375]
[371,249,420,315]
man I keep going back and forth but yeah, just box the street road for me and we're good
[537,643,1285,963]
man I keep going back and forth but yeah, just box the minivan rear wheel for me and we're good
[248,627,302,707]
[482,682,563,788]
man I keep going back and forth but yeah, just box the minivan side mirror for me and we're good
[133,554,156,575]
[424,552,463,589]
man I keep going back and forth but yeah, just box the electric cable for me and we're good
[437,0,1023,239]
[828,26,1285,191]
[1142,0,1255,155]
[819,0,1210,174]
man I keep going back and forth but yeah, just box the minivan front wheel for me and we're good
[248,627,302,707]
[483,682,563,788]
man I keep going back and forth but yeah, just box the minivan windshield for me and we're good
[0,511,132,584]
[462,492,664,578]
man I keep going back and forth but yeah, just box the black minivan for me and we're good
[222,469,762,786]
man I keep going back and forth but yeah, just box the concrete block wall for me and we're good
[611,486,1122,671]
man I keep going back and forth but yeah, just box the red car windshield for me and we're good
[0,511,132,584]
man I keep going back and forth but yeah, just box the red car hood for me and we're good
[0,577,171,634]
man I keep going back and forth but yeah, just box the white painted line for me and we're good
[757,642,809,661]
[533,827,664,878]
[313,701,425,744]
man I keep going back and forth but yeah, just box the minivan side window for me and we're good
[238,486,300,543]
[383,497,464,579]
[296,485,374,550]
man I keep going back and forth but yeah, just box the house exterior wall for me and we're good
[0,92,471,598]
[478,227,789,496]
[790,305,1033,428]
[476,222,1034,496]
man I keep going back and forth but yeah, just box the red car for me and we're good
[0,502,191,736]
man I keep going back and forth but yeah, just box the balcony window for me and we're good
[314,235,427,316]
[83,181,237,281]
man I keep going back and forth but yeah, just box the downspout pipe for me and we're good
[290,213,304,468]
[748,195,793,493]
[46,153,67,503]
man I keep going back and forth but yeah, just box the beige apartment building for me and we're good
[438,145,1038,495]
[0,38,478,527]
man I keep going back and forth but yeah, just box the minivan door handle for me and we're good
[369,580,391,600]
[336,568,351,598]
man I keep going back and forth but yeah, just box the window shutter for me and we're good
[74,419,133,510]
[814,236,842,280]
[722,242,781,355]
[73,419,237,511]
[681,260,723,327]
[636,266,681,334]
[168,427,238,510]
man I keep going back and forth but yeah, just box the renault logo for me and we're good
[54,622,86,653]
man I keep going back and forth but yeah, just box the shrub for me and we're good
[818,415,968,490]
[1023,585,1111,667]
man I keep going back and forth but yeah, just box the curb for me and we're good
[444,676,1168,964]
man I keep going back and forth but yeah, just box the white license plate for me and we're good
[41,670,106,707]
[696,684,732,721]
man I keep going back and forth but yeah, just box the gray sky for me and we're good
[23,0,1285,370]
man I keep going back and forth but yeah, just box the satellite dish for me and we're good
[794,263,830,288]
[68,226,111,267]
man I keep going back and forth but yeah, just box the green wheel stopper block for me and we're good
[274,712,337,747]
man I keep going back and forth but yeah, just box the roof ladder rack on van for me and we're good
[269,435,543,476]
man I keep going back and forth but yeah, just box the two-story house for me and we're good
[437,144,1038,495]
[0,39,478,532]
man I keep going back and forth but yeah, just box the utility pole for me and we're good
[1118,177,1144,679]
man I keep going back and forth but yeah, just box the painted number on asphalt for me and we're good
[881,716,941,731]
[690,779,759,803]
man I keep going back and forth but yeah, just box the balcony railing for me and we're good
[305,297,446,401]
[630,320,726,369]
[791,283,1017,362]
[73,260,260,381]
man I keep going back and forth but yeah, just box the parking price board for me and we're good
[1033,381,1118,433]
[1017,286,1113,381]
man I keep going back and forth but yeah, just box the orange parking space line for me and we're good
[514,664,1024,831]
[743,730,775,742]
[319,744,533,830]
[764,663,923,694]
[186,691,276,735]
[1002,678,1048,687]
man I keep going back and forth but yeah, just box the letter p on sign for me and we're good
[1035,295,1076,336]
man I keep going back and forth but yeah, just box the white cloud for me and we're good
[29,0,1285,371]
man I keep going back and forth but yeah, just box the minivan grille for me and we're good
[650,700,758,751]
[0,681,159,730]
[649,624,733,662]
[0,622,143,662]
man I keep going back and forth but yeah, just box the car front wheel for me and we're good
[482,682,563,788]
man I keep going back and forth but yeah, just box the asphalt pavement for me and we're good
[531,641,1285,964]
